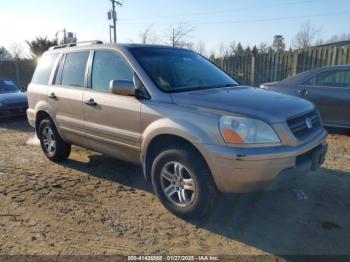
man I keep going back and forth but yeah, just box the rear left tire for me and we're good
[38,118,71,162]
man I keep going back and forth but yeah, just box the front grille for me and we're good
[287,110,321,140]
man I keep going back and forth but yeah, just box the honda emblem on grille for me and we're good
[305,117,313,129]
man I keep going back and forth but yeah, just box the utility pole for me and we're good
[108,0,122,43]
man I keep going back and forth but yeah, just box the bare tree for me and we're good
[315,33,350,46]
[138,25,158,44]
[10,43,26,59]
[167,22,194,48]
[292,21,321,49]
[209,49,216,61]
[195,41,207,56]
[218,42,230,58]
[228,41,236,55]
[218,41,236,58]
[258,42,271,53]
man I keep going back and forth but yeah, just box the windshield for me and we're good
[0,80,20,93]
[130,47,239,92]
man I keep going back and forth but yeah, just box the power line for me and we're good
[196,10,350,25]
[119,0,324,22]
[117,10,350,25]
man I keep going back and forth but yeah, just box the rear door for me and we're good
[48,51,90,146]
[298,68,350,127]
[82,50,141,163]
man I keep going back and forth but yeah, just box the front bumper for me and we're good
[27,108,35,128]
[201,129,328,192]
[0,106,27,118]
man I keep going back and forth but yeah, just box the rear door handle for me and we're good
[298,89,310,96]
[84,98,97,106]
[48,92,57,99]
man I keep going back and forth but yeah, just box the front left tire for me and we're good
[151,146,218,218]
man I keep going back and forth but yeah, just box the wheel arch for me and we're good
[34,110,63,140]
[142,133,213,184]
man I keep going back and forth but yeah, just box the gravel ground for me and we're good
[0,118,349,257]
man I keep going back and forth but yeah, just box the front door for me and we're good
[83,50,142,163]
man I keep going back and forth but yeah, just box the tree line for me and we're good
[0,20,349,61]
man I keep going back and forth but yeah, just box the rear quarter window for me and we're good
[31,53,60,85]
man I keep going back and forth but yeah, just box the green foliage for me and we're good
[26,36,58,58]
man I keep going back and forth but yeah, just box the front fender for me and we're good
[141,117,215,155]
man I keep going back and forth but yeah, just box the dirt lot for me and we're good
[0,118,349,257]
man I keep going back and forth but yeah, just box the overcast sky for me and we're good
[1,0,349,56]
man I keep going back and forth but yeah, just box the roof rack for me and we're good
[49,40,104,50]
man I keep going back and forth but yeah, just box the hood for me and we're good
[0,91,28,107]
[171,86,314,123]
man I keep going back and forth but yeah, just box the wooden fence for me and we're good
[214,44,350,86]
[1,44,350,88]
[0,59,36,87]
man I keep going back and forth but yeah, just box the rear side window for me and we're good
[31,53,59,85]
[60,52,89,87]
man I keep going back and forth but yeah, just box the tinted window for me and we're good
[131,48,238,92]
[61,52,89,87]
[31,53,59,85]
[316,70,350,88]
[91,51,133,92]
[0,80,20,93]
[304,70,350,88]
[54,55,65,85]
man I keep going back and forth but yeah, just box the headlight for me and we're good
[219,116,280,144]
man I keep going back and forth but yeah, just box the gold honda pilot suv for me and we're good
[27,41,328,218]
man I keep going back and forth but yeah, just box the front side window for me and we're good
[130,47,238,92]
[60,51,89,87]
[303,69,350,88]
[31,53,59,85]
[91,51,133,93]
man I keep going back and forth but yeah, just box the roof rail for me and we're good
[49,40,104,50]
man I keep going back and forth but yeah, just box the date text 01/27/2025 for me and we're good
[127,255,220,261]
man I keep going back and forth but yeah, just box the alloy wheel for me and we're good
[160,161,196,207]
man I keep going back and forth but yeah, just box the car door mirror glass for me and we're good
[109,80,135,96]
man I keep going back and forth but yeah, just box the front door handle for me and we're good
[84,98,97,106]
[298,89,310,96]
[48,92,57,99]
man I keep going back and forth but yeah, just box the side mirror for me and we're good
[109,80,135,96]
